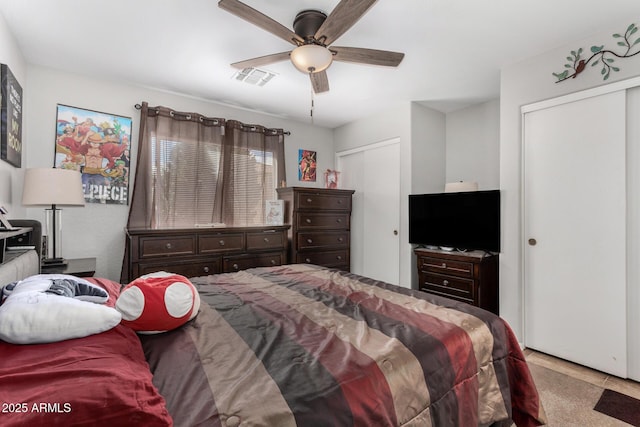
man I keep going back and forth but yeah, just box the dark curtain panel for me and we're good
[126,102,225,229]
[121,102,286,281]
[221,120,286,226]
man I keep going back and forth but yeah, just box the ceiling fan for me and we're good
[218,0,405,93]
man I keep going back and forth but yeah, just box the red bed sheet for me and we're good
[0,277,172,427]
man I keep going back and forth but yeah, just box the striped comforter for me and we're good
[141,264,546,427]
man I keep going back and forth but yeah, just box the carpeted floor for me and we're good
[527,354,640,426]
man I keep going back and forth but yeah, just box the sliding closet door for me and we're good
[337,139,401,285]
[524,91,627,377]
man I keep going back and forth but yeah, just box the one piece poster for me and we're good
[298,149,316,182]
[54,104,132,205]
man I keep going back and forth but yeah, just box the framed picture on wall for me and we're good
[298,149,316,182]
[54,104,132,205]
[0,64,23,168]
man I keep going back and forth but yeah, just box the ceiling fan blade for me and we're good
[314,0,377,46]
[331,46,404,67]
[218,0,303,45]
[231,51,291,69]
[310,71,329,93]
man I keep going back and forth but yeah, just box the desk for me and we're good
[41,257,96,277]
[0,227,33,264]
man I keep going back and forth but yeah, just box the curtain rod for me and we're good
[134,103,291,135]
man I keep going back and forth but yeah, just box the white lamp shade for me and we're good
[444,181,479,193]
[22,168,85,206]
[290,44,333,73]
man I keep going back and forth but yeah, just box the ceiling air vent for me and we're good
[233,67,276,86]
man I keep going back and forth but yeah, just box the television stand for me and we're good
[414,247,498,315]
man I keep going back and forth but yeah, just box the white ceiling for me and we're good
[1,0,640,128]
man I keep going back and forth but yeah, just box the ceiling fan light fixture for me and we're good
[290,44,333,74]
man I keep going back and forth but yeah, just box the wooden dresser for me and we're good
[277,187,354,271]
[123,225,289,282]
[414,247,499,314]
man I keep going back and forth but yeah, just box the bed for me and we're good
[0,251,546,426]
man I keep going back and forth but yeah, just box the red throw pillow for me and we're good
[116,272,200,334]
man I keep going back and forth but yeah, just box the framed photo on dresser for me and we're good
[265,200,284,225]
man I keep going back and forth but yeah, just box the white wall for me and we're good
[410,103,446,195]
[15,62,333,281]
[333,99,501,290]
[333,102,455,289]
[501,18,640,341]
[446,99,500,190]
[0,13,26,217]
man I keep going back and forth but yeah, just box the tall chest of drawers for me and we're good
[277,187,355,271]
[414,247,499,315]
[122,225,289,282]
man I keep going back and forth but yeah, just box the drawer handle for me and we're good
[443,280,449,286]
[165,243,173,250]
[307,238,313,244]
[336,218,342,223]
[337,237,343,242]
[263,237,269,243]
[306,198,313,203]
[306,218,312,224]
[336,255,342,261]
[219,240,225,246]
[232,263,239,270]
[270,259,276,265]
[441,263,447,268]
[203,266,210,273]
[337,200,342,204]
[305,258,312,263]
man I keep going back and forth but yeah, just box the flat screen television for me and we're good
[409,190,500,252]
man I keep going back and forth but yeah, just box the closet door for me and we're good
[337,139,400,285]
[524,91,627,377]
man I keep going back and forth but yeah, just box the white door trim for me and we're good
[521,75,640,114]
[335,137,400,159]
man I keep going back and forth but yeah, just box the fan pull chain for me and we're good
[310,88,315,125]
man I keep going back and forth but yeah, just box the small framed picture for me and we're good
[265,200,284,225]
[298,149,316,182]
[324,169,340,189]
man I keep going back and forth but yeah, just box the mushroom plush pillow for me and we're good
[115,271,200,334]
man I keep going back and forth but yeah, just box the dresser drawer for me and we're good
[420,273,475,302]
[223,252,285,272]
[246,230,285,250]
[296,249,349,267]
[295,192,352,211]
[139,235,196,258]
[295,213,350,230]
[199,233,244,254]
[297,231,349,249]
[419,256,474,278]
[137,258,221,278]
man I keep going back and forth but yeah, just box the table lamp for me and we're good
[444,181,479,193]
[22,168,85,266]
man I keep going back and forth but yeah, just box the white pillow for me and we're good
[0,274,121,344]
